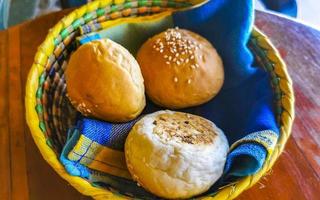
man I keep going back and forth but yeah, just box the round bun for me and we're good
[137,28,224,109]
[66,39,145,122]
[125,110,229,199]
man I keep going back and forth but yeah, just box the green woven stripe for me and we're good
[275,91,281,100]
[264,62,274,71]
[36,87,43,98]
[111,4,118,12]
[46,138,53,148]
[60,29,69,40]
[72,19,82,29]
[39,121,46,132]
[276,105,282,114]
[124,2,133,9]
[271,77,280,85]
[84,13,93,22]
[167,0,176,7]
[54,37,61,46]
[138,0,148,6]
[35,104,43,114]
[152,0,162,6]
[39,73,46,85]
[96,8,106,16]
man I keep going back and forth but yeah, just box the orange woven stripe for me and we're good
[122,8,132,16]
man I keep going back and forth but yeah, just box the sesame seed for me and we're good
[190,65,196,69]
[190,55,195,60]
[166,61,170,65]
[160,49,164,53]
[195,63,200,68]
[164,55,168,58]
[174,77,178,82]
[176,61,181,65]
[168,56,172,61]
[156,48,160,51]
[185,58,189,63]
[187,79,192,84]
[175,53,179,57]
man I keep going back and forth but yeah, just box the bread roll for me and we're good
[137,28,224,109]
[66,39,145,122]
[125,110,229,199]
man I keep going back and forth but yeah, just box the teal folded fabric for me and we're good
[60,0,281,196]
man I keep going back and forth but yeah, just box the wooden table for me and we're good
[0,9,319,200]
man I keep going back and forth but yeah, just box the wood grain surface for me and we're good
[0,9,319,200]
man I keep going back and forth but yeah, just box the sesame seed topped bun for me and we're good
[125,110,229,199]
[137,28,224,109]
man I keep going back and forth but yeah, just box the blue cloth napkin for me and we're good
[60,0,280,196]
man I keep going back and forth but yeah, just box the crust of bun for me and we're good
[66,39,145,122]
[125,110,229,199]
[137,28,224,109]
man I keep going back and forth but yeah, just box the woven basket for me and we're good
[25,0,295,199]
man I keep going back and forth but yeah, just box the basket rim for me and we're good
[25,1,295,199]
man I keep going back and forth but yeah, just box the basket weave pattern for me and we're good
[25,0,294,199]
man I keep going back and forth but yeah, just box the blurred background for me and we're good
[0,0,319,30]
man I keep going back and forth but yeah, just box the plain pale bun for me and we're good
[66,39,145,122]
[125,110,229,199]
[137,28,224,109]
